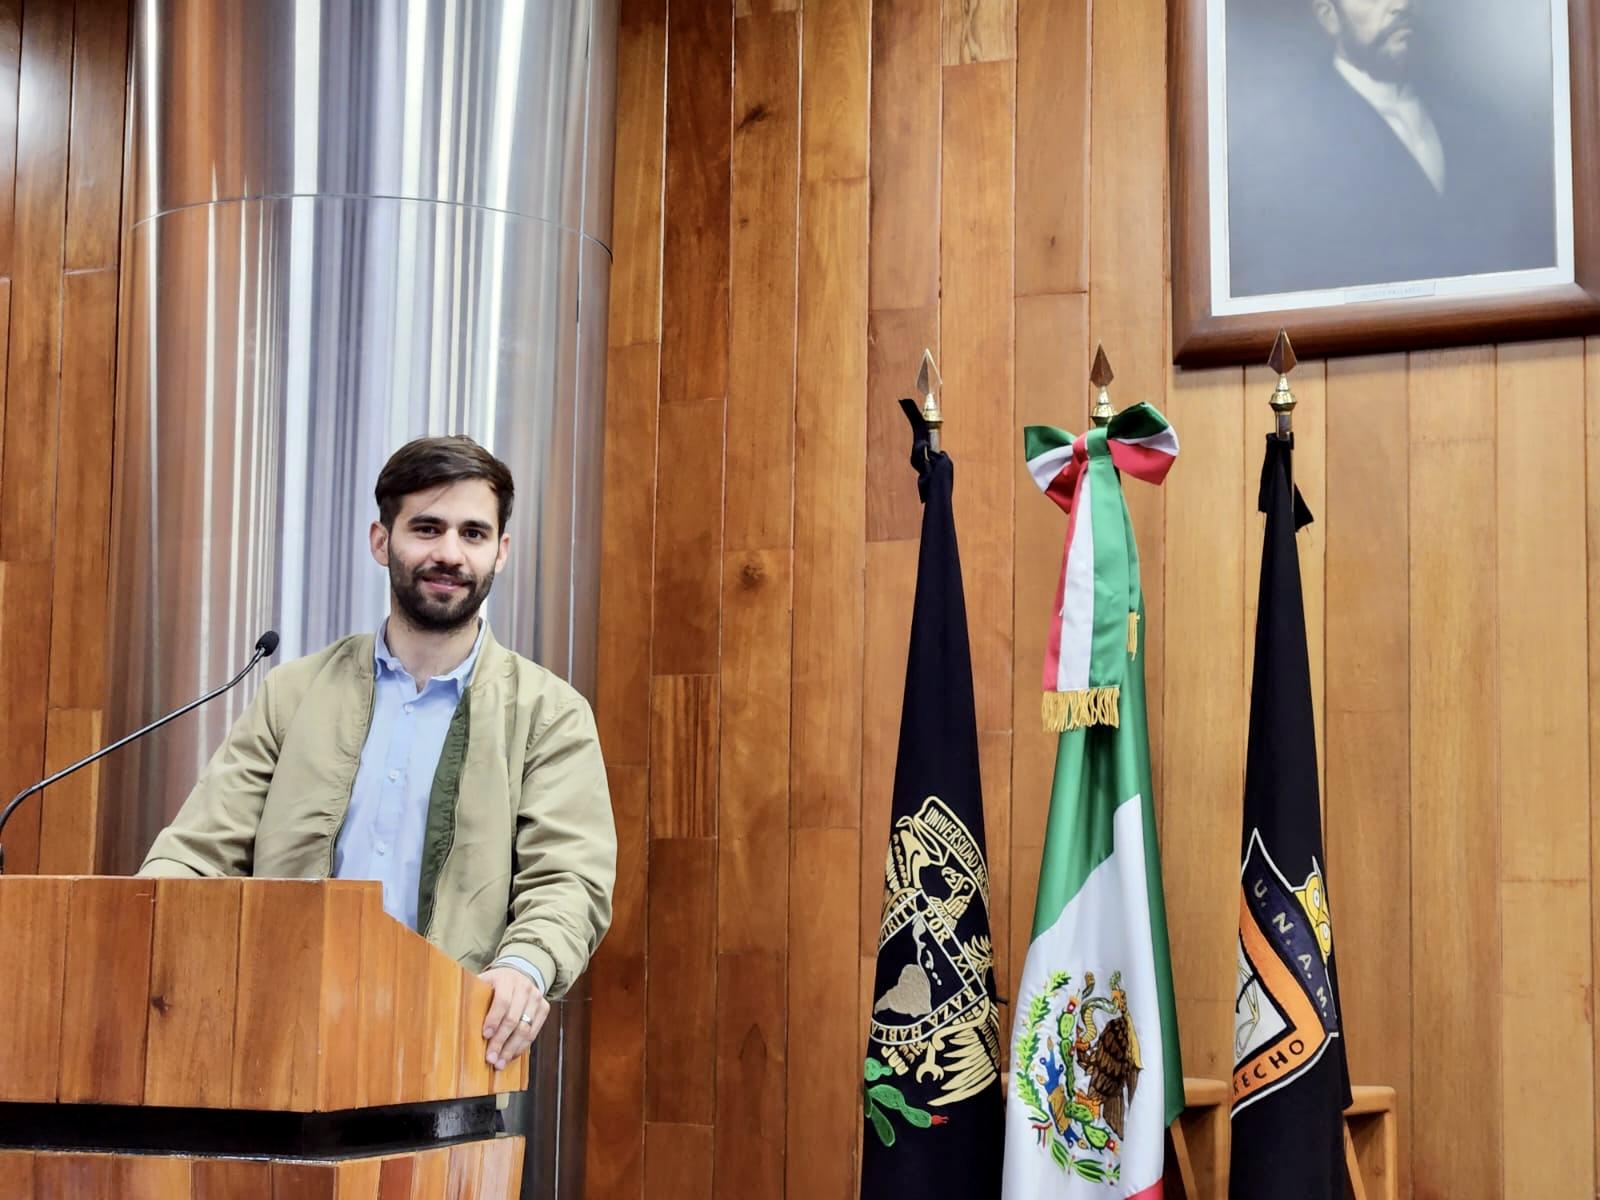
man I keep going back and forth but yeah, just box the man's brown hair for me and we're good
[375,436,516,532]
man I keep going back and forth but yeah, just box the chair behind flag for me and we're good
[1230,433,1351,1199]
[860,400,1003,1198]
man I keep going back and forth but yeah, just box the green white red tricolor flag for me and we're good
[1002,406,1183,1199]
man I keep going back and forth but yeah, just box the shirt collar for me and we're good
[374,618,488,696]
[1332,54,1416,116]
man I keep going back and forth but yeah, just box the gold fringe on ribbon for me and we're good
[1041,686,1121,733]
[1127,612,1140,656]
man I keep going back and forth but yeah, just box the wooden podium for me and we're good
[0,877,528,1197]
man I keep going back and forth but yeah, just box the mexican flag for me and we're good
[1002,407,1184,1198]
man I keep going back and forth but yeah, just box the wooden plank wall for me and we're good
[590,0,1600,1197]
[0,0,128,877]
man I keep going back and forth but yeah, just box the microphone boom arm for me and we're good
[0,638,276,875]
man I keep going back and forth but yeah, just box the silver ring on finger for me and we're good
[519,1012,534,1026]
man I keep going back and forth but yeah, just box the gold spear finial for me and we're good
[1267,329,1297,440]
[1089,343,1115,427]
[916,348,943,453]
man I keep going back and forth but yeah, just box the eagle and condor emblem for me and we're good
[864,795,1001,1144]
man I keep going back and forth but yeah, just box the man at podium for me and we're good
[138,436,616,1073]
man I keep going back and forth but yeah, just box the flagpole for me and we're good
[1268,328,1297,439]
[1089,342,1115,427]
[916,348,944,453]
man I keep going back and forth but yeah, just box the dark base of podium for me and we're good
[0,1095,498,1159]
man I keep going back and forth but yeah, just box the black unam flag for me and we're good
[1230,435,1351,1198]
[860,401,1003,1198]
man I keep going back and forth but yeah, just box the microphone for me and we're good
[0,630,281,875]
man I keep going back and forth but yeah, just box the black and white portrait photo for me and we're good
[1217,0,1572,302]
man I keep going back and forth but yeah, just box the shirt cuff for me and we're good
[491,955,547,996]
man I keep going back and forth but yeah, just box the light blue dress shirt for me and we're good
[333,620,544,994]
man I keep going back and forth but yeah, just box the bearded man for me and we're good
[140,435,615,1072]
[1226,0,1557,297]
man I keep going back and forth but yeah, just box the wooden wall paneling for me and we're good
[193,1158,273,1200]
[57,876,154,1104]
[1015,0,1088,298]
[1242,363,1326,802]
[0,562,53,873]
[726,6,798,554]
[649,674,718,838]
[595,343,660,765]
[1494,340,1593,1195]
[585,953,646,1200]
[978,729,1012,1007]
[651,0,730,677]
[1408,347,1499,1199]
[866,0,939,546]
[407,1148,449,1199]
[715,950,787,1199]
[1159,367,1245,1082]
[718,550,790,953]
[36,708,102,874]
[0,1151,30,1200]
[0,877,68,1102]
[644,1122,714,1197]
[272,1161,337,1200]
[1322,356,1411,1198]
[941,0,1016,65]
[792,0,869,830]
[0,0,21,277]
[1010,291,1088,1006]
[64,0,130,271]
[357,884,398,1109]
[605,763,648,961]
[868,0,940,313]
[0,0,73,558]
[1590,334,1600,1200]
[144,878,240,1109]
[115,1155,192,1198]
[858,538,916,962]
[1087,0,1167,790]
[32,1153,117,1197]
[443,1141,484,1200]
[316,881,365,1112]
[46,266,117,715]
[232,881,324,1111]
[645,837,716,1125]
[786,827,860,1199]
[333,1158,382,1199]
[791,160,870,782]
[607,0,667,350]
[939,60,1014,738]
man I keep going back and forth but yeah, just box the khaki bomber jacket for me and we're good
[139,628,616,997]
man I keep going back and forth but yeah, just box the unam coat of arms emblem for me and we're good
[1014,969,1143,1184]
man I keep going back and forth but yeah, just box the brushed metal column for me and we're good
[109,4,616,1195]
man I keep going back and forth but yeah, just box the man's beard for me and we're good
[391,558,495,633]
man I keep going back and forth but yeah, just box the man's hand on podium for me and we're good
[479,964,549,1070]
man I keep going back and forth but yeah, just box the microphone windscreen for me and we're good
[256,630,281,657]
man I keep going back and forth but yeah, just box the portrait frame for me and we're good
[1169,0,1600,367]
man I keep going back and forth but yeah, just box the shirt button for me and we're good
[404,704,413,714]
[388,770,399,782]
[376,842,388,856]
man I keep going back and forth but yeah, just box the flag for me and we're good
[1003,406,1183,1199]
[861,400,1003,1199]
[1229,434,1350,1198]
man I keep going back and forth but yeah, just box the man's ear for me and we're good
[495,531,511,575]
[1311,0,1340,38]
[370,520,391,566]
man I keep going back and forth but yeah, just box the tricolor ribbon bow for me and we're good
[1023,403,1179,731]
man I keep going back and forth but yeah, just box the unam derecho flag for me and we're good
[1229,434,1350,1198]
[1002,406,1183,1199]
[860,399,1003,1199]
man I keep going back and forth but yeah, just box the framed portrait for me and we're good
[1170,0,1600,366]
